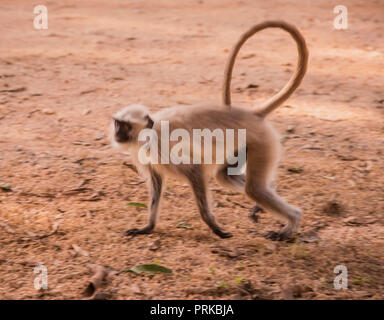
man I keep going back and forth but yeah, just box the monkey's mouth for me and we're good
[115,134,132,143]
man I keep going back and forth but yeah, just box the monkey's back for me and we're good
[152,103,279,146]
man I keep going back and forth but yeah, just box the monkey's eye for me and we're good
[114,120,131,132]
[123,122,132,132]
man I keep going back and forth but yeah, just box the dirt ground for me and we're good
[0,0,383,300]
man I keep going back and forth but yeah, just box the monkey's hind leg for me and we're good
[124,169,163,237]
[216,165,265,222]
[183,166,232,239]
[245,152,302,241]
[216,165,245,192]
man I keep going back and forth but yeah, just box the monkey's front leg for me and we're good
[124,169,163,236]
[183,166,233,239]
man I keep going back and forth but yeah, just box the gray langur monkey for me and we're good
[111,21,308,240]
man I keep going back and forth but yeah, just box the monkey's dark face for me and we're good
[111,104,154,146]
[114,119,133,143]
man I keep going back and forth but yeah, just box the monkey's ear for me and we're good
[145,115,154,128]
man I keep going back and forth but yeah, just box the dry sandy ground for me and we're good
[0,0,383,300]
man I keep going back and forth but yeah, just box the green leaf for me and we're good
[217,281,228,288]
[352,277,365,283]
[209,266,216,275]
[126,264,172,275]
[176,100,190,105]
[234,276,244,284]
[127,202,147,208]
[287,166,303,174]
[1,184,12,191]
[176,221,192,229]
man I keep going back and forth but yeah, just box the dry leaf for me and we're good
[281,288,294,300]
[129,283,143,295]
[33,222,60,240]
[72,244,90,257]
[211,245,240,259]
[42,108,55,115]
[83,264,109,298]
[149,239,161,251]
[299,230,320,243]
[92,292,109,300]
[323,200,345,216]
[0,222,15,234]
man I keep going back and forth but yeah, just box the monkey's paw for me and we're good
[124,228,151,236]
[263,230,296,242]
[214,230,233,239]
[249,205,264,223]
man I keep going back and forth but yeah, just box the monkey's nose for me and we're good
[115,134,130,143]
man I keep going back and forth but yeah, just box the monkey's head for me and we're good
[111,104,154,146]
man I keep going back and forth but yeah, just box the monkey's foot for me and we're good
[214,230,233,239]
[263,230,296,242]
[249,205,264,223]
[124,228,152,237]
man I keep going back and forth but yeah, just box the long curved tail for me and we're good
[222,21,308,118]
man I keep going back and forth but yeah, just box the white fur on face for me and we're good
[112,104,149,125]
